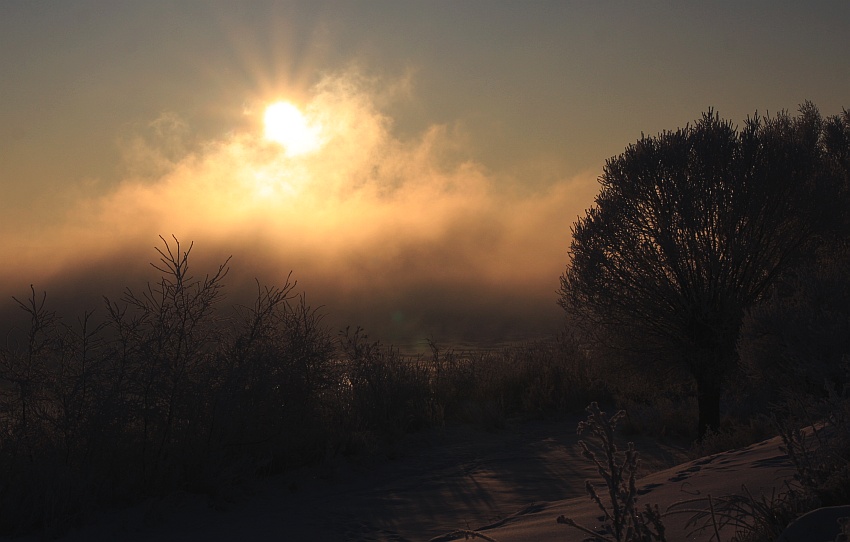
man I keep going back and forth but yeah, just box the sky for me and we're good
[0,1,848,351]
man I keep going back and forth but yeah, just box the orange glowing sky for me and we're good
[0,2,848,349]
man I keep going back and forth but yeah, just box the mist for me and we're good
[0,70,596,351]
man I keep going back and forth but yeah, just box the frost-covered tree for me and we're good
[560,104,846,437]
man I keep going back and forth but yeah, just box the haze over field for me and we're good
[1,1,848,348]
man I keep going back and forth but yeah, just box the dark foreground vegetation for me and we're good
[553,103,850,541]
[555,394,850,542]
[1,105,848,540]
[0,238,605,537]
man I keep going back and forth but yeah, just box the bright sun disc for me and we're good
[263,101,322,156]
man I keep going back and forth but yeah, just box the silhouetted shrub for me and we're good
[340,326,434,442]
[0,238,338,535]
[558,402,668,541]
[0,237,600,537]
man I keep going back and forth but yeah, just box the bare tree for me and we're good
[559,104,844,437]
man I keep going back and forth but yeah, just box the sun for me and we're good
[263,101,322,156]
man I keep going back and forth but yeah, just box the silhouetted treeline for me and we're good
[0,237,597,536]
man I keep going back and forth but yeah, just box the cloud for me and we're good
[1,69,597,350]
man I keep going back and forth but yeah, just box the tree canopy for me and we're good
[559,103,848,437]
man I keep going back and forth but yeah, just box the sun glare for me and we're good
[263,101,322,156]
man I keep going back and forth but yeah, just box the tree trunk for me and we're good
[696,378,721,439]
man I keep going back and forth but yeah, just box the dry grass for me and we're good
[557,402,667,542]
